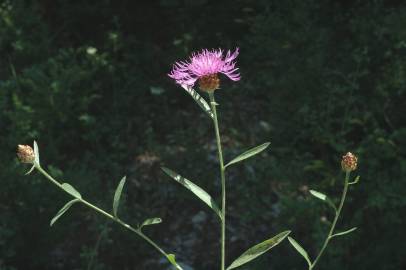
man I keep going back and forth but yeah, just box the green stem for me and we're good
[34,164,170,264]
[209,92,226,270]
[310,171,350,270]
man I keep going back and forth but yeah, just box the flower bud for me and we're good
[341,152,357,172]
[17,145,35,164]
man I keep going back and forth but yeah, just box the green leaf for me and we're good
[227,230,291,270]
[61,183,82,199]
[287,236,312,267]
[309,190,337,211]
[309,190,326,200]
[331,227,357,238]
[113,176,126,217]
[140,217,162,229]
[50,199,80,226]
[25,164,35,175]
[225,142,270,168]
[181,85,213,118]
[161,167,222,219]
[166,254,184,270]
[33,140,40,165]
[349,176,360,185]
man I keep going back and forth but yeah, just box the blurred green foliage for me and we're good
[1,0,405,269]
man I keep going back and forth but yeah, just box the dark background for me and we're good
[1,0,405,269]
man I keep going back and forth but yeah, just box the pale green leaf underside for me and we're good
[140,217,162,229]
[309,189,337,211]
[309,190,326,200]
[33,140,40,165]
[227,230,291,270]
[162,167,222,219]
[181,85,213,118]
[61,183,82,199]
[50,199,80,226]
[287,236,312,267]
[166,254,184,270]
[113,176,126,217]
[331,227,357,238]
[225,142,270,168]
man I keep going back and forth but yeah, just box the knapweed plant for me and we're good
[166,48,290,270]
[287,152,360,270]
[17,48,360,270]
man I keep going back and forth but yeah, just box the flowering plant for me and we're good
[288,152,360,269]
[17,48,360,270]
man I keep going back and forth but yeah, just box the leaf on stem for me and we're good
[226,230,291,270]
[139,217,162,230]
[33,140,40,165]
[309,190,337,211]
[161,167,222,219]
[25,165,35,175]
[61,183,82,199]
[330,227,357,238]
[287,236,312,267]
[50,199,80,226]
[225,142,270,168]
[181,85,214,118]
[349,176,360,185]
[113,176,126,217]
[166,254,184,270]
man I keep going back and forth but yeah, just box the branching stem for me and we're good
[34,164,180,269]
[310,171,350,270]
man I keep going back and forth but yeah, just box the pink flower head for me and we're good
[169,48,241,92]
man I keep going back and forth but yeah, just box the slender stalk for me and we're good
[310,171,350,270]
[209,92,226,270]
[34,164,170,262]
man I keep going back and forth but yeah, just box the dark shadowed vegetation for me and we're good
[1,0,405,269]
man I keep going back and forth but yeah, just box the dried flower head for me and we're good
[17,144,35,163]
[169,48,241,92]
[341,152,358,172]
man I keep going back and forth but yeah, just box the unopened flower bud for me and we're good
[341,152,357,172]
[17,145,35,164]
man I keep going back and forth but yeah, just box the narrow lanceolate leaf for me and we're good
[50,199,80,226]
[25,165,35,175]
[161,167,222,219]
[181,85,214,118]
[113,176,126,217]
[61,183,82,199]
[166,254,184,270]
[225,142,270,168]
[331,227,357,239]
[227,230,291,270]
[33,140,40,165]
[309,190,337,211]
[349,176,360,185]
[309,190,326,200]
[287,237,312,267]
[140,217,162,230]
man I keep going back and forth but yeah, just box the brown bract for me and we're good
[198,74,220,92]
[17,145,35,164]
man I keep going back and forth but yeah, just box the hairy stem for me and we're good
[34,164,176,268]
[310,171,350,270]
[209,92,226,270]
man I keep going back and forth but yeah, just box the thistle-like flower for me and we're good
[341,152,358,172]
[17,145,35,164]
[169,48,241,92]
